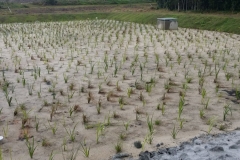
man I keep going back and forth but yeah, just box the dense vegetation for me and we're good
[44,0,153,5]
[2,12,240,34]
[1,0,240,12]
[157,0,240,12]
[42,0,240,12]
[0,2,29,9]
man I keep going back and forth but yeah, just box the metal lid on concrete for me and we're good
[157,18,177,20]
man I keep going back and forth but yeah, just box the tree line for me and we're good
[156,0,240,12]
[44,0,152,5]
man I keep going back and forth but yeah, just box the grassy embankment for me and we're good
[0,4,240,34]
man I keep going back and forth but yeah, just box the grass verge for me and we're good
[1,11,240,34]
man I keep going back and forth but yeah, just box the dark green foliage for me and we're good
[44,0,152,5]
[45,0,57,5]
[156,0,240,12]
[0,2,29,9]
[0,3,3,9]
[236,88,240,100]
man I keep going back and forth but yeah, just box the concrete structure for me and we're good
[157,18,178,30]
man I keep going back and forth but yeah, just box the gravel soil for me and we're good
[112,129,240,160]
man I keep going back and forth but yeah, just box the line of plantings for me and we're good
[0,19,239,159]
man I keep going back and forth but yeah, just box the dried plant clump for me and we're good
[50,105,57,121]
[113,111,120,119]
[42,138,51,147]
[82,113,88,124]
[73,104,82,112]
[59,89,65,96]
[87,91,94,103]
[69,82,75,91]
[88,80,94,89]
[107,91,113,101]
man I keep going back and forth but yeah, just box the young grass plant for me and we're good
[34,116,40,131]
[28,83,34,96]
[38,83,41,98]
[155,119,161,126]
[171,125,179,139]
[179,118,184,129]
[62,137,67,151]
[62,144,80,160]
[67,89,75,102]
[2,123,8,138]
[80,140,90,158]
[127,88,133,98]
[69,106,75,118]
[214,64,220,83]
[115,141,122,153]
[203,97,210,109]
[207,117,216,134]
[158,103,166,115]
[235,87,240,100]
[118,96,124,110]
[22,77,26,87]
[94,98,101,111]
[49,150,55,160]
[223,104,232,121]
[145,131,154,144]
[48,122,58,135]
[105,112,111,126]
[21,109,31,128]
[139,63,143,80]
[199,108,205,119]
[164,80,171,93]
[63,73,69,83]
[201,88,207,99]
[25,138,37,159]
[147,116,154,134]
[65,123,78,142]
[119,133,127,140]
[90,62,95,74]
[114,63,118,77]
[96,123,104,144]
[123,121,130,131]
[178,97,185,119]
[145,83,153,93]
[3,86,12,107]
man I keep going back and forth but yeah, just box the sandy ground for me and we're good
[0,20,240,160]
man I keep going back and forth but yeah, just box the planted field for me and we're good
[0,20,240,159]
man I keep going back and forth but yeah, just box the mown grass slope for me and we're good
[1,4,240,34]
